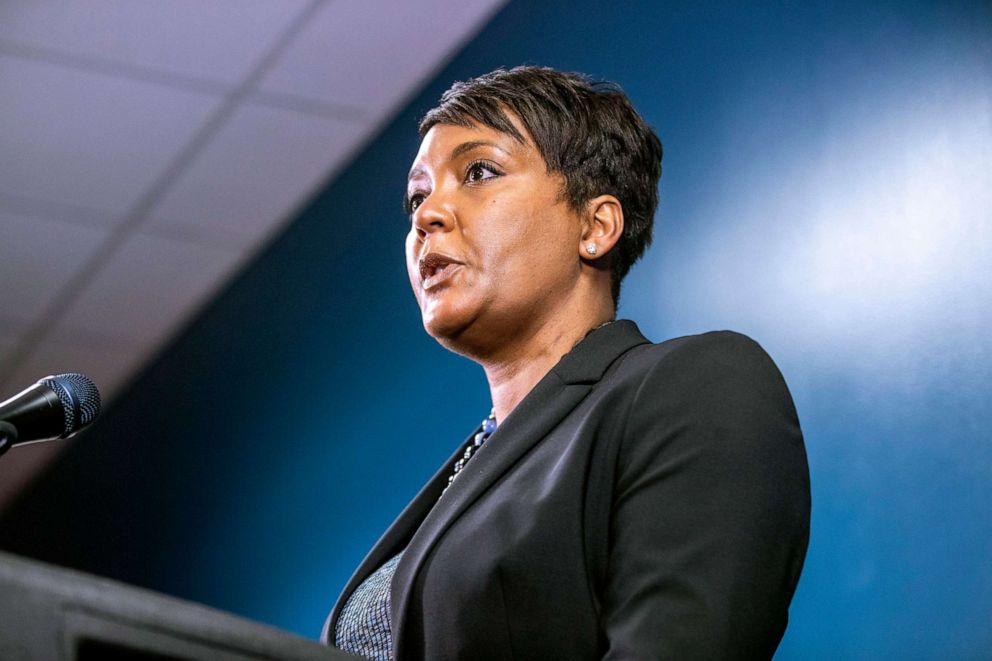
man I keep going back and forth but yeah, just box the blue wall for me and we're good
[2,1,989,658]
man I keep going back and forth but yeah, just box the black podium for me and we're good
[0,551,354,660]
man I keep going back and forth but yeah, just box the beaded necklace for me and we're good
[440,320,614,496]
[442,409,497,495]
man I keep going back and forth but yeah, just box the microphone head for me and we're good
[39,373,101,438]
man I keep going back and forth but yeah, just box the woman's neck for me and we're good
[482,304,614,424]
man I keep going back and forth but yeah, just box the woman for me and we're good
[323,66,810,660]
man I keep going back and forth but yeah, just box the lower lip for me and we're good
[423,264,461,291]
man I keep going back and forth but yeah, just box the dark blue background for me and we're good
[2,1,989,658]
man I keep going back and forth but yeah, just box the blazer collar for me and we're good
[552,319,650,384]
[388,319,649,653]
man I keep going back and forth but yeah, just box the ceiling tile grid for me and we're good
[147,102,370,250]
[56,233,249,349]
[0,0,506,503]
[0,209,112,324]
[260,0,506,122]
[0,1,311,86]
[4,332,140,405]
[0,55,223,216]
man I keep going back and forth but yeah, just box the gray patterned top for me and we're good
[334,552,404,661]
[334,413,495,659]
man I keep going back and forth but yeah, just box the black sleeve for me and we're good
[601,332,810,660]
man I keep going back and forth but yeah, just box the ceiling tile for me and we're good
[0,313,30,338]
[57,233,247,349]
[258,0,505,116]
[0,56,220,216]
[147,103,367,249]
[0,335,20,375]
[0,210,112,325]
[0,1,310,86]
[1,335,139,405]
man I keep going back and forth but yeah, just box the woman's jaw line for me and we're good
[421,286,610,365]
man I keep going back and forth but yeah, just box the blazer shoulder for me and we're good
[621,329,780,381]
[614,329,798,428]
[614,328,806,499]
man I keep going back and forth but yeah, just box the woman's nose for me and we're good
[413,193,453,239]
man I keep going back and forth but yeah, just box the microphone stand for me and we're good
[0,421,16,459]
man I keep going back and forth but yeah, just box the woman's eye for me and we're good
[465,161,500,183]
[407,192,427,213]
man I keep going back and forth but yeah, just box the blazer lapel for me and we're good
[390,320,650,654]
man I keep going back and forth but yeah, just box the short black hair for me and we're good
[419,66,663,307]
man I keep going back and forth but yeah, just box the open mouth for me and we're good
[419,252,462,290]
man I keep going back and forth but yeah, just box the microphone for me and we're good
[0,374,101,451]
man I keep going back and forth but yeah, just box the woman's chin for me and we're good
[422,304,462,337]
[420,299,479,346]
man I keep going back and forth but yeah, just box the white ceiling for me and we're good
[0,0,505,507]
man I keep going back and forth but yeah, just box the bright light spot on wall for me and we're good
[659,65,991,372]
[794,91,990,334]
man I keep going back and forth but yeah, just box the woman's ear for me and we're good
[580,195,624,261]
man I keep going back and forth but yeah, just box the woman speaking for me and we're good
[322,66,810,660]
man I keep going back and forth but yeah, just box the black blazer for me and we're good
[323,321,810,660]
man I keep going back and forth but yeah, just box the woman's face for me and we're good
[405,117,584,353]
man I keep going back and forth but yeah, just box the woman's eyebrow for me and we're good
[450,140,507,160]
[408,140,510,182]
[408,165,427,183]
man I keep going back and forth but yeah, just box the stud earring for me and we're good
[585,243,598,255]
